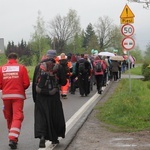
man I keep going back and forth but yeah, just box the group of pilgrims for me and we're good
[32,49,136,148]
[41,51,136,98]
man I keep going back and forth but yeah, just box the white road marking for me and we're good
[38,85,108,150]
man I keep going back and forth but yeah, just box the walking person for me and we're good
[102,56,108,86]
[76,54,91,97]
[111,60,120,81]
[70,54,77,94]
[93,55,107,94]
[84,54,94,91]
[59,53,72,99]
[106,56,113,81]
[0,53,30,149]
[32,50,67,148]
[122,59,127,73]
[118,61,122,79]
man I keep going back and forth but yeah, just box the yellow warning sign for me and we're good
[120,4,135,19]
[120,18,134,24]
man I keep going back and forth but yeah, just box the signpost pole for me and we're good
[127,51,132,93]
[120,4,135,93]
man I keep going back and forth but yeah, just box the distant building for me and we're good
[0,38,4,53]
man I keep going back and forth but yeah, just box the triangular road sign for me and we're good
[120,4,135,18]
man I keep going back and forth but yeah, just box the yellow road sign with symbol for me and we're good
[120,4,135,24]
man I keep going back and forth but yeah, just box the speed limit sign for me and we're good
[121,24,134,36]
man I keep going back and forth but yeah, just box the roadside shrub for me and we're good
[143,67,150,81]
[141,62,150,81]
[142,62,149,75]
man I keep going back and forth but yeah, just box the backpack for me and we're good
[95,61,102,72]
[78,61,86,74]
[59,59,70,76]
[36,60,59,95]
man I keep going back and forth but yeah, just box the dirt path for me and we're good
[66,81,150,150]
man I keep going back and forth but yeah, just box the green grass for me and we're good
[96,79,150,132]
[125,65,142,75]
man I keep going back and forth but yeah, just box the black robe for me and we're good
[76,58,91,96]
[32,59,67,142]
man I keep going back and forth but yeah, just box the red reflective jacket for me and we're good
[0,59,30,100]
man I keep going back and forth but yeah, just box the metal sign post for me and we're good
[120,4,135,93]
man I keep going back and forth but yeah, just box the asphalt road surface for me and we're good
[0,73,144,150]
[0,82,103,150]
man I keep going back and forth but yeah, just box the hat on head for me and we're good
[46,50,57,58]
[60,53,67,59]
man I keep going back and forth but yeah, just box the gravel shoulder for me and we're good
[66,80,150,150]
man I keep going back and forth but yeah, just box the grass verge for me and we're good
[125,65,142,75]
[96,78,150,132]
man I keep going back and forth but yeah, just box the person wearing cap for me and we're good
[0,52,30,149]
[59,53,72,99]
[32,50,67,148]
[70,54,77,94]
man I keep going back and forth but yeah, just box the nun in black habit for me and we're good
[32,50,67,148]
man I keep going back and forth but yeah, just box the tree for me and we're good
[6,40,32,66]
[30,10,50,62]
[129,45,143,63]
[144,42,150,63]
[95,16,114,51]
[83,23,99,53]
[6,41,16,56]
[109,25,123,54]
[48,9,81,53]
[67,31,85,54]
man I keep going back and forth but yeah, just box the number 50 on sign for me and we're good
[121,24,134,37]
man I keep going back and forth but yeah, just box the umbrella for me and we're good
[98,51,115,57]
[110,55,124,61]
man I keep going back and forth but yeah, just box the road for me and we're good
[0,72,144,150]
[0,83,103,150]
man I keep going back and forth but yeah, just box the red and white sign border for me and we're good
[121,23,134,37]
[122,37,135,50]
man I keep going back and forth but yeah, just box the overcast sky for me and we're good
[0,0,150,51]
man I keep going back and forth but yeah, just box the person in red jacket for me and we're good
[93,55,107,94]
[0,53,30,149]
